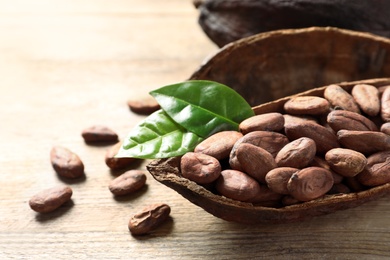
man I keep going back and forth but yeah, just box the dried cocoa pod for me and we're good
[29,185,73,213]
[50,146,84,179]
[180,152,221,184]
[337,130,390,155]
[128,203,171,235]
[324,148,367,177]
[194,0,390,47]
[351,84,380,117]
[356,151,390,186]
[235,143,277,183]
[275,137,316,168]
[215,169,261,202]
[287,167,334,202]
[327,110,378,132]
[381,86,390,122]
[324,84,360,113]
[229,131,289,170]
[265,167,299,195]
[108,170,147,196]
[194,131,243,160]
[284,121,340,154]
[239,112,284,134]
[81,125,119,144]
[283,96,330,115]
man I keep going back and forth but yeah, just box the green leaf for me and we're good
[116,110,203,159]
[150,80,255,138]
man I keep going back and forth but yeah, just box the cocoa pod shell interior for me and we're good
[190,27,390,107]
[147,78,390,224]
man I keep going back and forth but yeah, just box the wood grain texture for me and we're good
[1,1,390,259]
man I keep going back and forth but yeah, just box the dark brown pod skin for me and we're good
[194,0,390,47]
[50,146,84,179]
[29,186,73,213]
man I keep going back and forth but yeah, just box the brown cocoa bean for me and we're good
[127,96,160,115]
[327,183,351,195]
[236,143,277,183]
[180,152,221,184]
[109,170,147,196]
[128,203,171,235]
[215,169,261,202]
[239,112,284,134]
[283,96,330,115]
[324,84,360,113]
[29,185,73,213]
[283,114,318,125]
[194,131,243,160]
[81,125,119,143]
[381,86,390,122]
[246,184,283,205]
[281,195,301,206]
[265,167,299,195]
[380,122,390,135]
[287,167,334,201]
[105,142,137,170]
[50,146,84,179]
[351,84,380,117]
[327,110,378,132]
[337,130,390,154]
[229,131,289,170]
[343,176,366,192]
[275,137,316,168]
[309,156,344,184]
[356,151,390,186]
[284,121,339,154]
[325,148,367,177]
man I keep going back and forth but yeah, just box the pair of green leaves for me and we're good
[116,80,254,159]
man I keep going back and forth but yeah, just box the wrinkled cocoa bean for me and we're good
[50,146,84,179]
[287,167,334,201]
[327,110,378,132]
[215,169,261,202]
[239,112,284,134]
[180,152,221,184]
[105,142,137,170]
[380,122,390,135]
[351,84,380,117]
[194,131,243,160]
[81,125,119,143]
[381,86,390,122]
[275,137,316,168]
[356,151,390,186]
[337,130,390,155]
[309,156,344,184]
[128,203,171,235]
[236,143,277,183]
[127,96,160,115]
[324,84,360,113]
[29,185,73,213]
[109,170,147,196]
[325,148,367,177]
[265,167,298,195]
[283,96,330,115]
[283,114,318,125]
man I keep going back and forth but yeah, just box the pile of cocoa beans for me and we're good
[180,83,390,207]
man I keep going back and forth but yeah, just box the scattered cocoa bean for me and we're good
[127,96,160,115]
[351,84,380,117]
[356,151,390,186]
[81,125,119,143]
[128,203,171,235]
[283,96,330,115]
[275,137,316,168]
[324,84,360,113]
[180,152,221,184]
[194,131,243,160]
[239,112,284,134]
[109,170,147,196]
[287,167,334,201]
[50,146,84,179]
[215,169,261,202]
[265,167,298,195]
[325,148,367,177]
[327,110,378,132]
[337,130,390,155]
[105,142,137,170]
[29,185,73,213]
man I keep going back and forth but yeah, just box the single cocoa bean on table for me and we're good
[127,96,160,115]
[50,146,84,179]
[180,152,221,184]
[29,185,73,213]
[81,125,118,143]
[109,170,147,196]
[128,203,171,236]
[105,142,137,170]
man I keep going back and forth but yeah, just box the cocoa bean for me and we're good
[180,152,221,184]
[283,114,318,125]
[50,146,84,179]
[239,112,284,134]
[246,184,283,205]
[309,156,344,184]
[81,125,119,144]
[127,96,160,115]
[327,110,378,132]
[327,183,351,195]
[275,137,316,168]
[128,203,171,235]
[356,151,390,186]
[351,84,380,117]
[381,86,390,122]
[324,84,360,113]
[324,148,367,177]
[29,185,73,213]
[283,96,330,115]
[109,170,147,196]
[105,142,137,170]
[380,122,390,135]
[265,167,299,195]
[337,130,390,154]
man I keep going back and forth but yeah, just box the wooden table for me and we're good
[1,1,390,259]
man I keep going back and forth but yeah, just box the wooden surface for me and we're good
[1,1,390,259]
